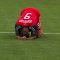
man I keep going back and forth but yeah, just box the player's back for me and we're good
[16,8,40,26]
[20,8,40,16]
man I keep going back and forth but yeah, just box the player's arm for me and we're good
[37,18,43,37]
[16,36,26,40]
[16,36,36,40]
[25,36,36,40]
[16,36,21,40]
[37,22,43,37]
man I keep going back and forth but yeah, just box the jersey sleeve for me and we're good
[36,10,40,23]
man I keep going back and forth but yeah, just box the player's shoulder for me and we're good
[21,7,40,16]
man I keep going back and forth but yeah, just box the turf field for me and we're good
[0,0,60,60]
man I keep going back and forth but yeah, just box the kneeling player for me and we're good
[15,7,43,40]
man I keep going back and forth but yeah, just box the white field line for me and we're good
[0,32,60,34]
[0,32,15,34]
[44,33,60,34]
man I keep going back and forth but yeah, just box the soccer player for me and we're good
[15,7,43,40]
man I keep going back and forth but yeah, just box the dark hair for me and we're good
[22,31,29,38]
[19,27,29,38]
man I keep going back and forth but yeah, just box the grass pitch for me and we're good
[0,0,60,60]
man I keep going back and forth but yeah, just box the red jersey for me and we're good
[16,8,40,26]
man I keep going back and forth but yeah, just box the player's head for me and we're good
[20,27,29,38]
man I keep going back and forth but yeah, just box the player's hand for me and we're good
[16,36,36,40]
[16,36,26,40]
[25,36,36,40]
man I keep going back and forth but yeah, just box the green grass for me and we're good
[0,0,60,60]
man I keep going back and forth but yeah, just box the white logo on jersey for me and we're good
[19,20,32,23]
